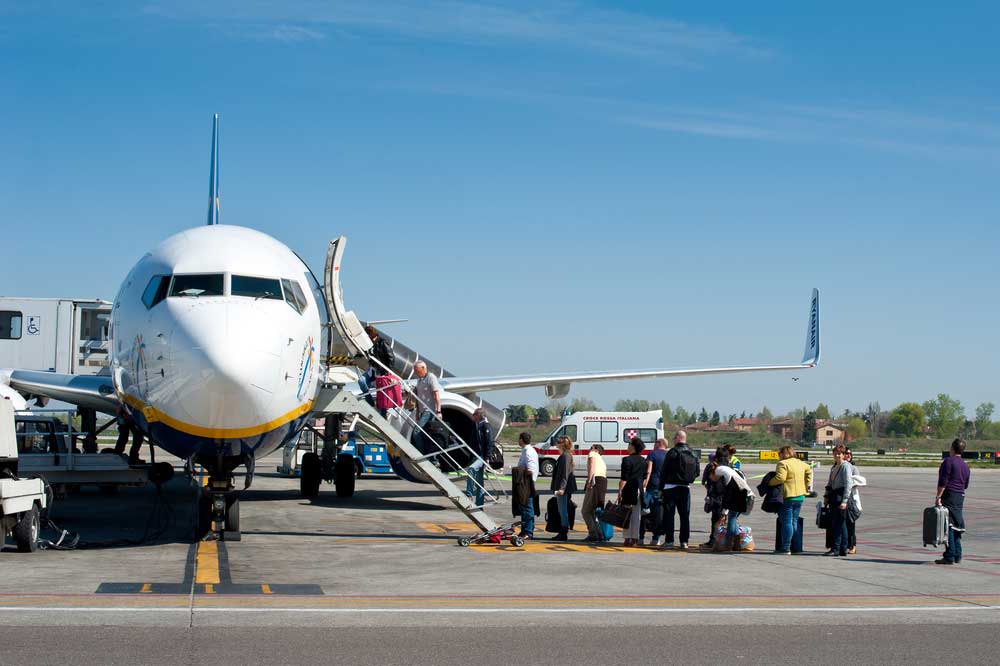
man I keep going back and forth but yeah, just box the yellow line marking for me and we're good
[195,541,221,585]
[416,522,475,534]
[471,542,663,554]
[261,584,273,595]
[204,584,215,594]
[139,584,152,594]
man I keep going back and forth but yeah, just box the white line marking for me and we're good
[0,606,997,614]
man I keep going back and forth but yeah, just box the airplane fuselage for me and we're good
[109,225,323,462]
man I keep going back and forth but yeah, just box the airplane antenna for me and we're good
[207,113,220,225]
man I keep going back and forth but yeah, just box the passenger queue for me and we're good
[509,431,972,564]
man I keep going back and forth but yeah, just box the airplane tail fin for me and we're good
[801,288,820,365]
[207,114,220,225]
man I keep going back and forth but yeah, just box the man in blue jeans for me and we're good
[465,408,493,507]
[769,445,812,554]
[515,432,539,538]
[936,438,971,565]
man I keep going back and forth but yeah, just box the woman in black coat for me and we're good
[618,438,647,547]
[550,436,578,541]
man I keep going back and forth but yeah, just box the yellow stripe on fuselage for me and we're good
[122,393,313,439]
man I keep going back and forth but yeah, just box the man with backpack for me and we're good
[660,430,700,550]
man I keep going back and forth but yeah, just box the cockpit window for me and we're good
[169,274,224,297]
[231,275,282,300]
[281,279,308,314]
[141,276,170,309]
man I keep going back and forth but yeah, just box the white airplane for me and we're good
[1,115,820,536]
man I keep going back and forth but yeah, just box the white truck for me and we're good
[0,297,112,376]
[1,399,48,553]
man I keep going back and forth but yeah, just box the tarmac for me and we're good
[2,455,999,663]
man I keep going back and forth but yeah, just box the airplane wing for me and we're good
[439,289,820,397]
[0,369,119,413]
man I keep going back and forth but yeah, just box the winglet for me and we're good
[801,288,820,366]
[207,114,220,225]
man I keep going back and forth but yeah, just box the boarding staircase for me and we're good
[313,235,503,533]
[312,384,502,532]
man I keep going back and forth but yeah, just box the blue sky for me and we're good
[2,1,998,418]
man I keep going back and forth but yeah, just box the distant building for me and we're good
[769,418,797,440]
[733,418,762,432]
[816,421,847,446]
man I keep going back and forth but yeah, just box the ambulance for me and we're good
[535,410,664,476]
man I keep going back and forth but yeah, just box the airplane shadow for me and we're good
[237,488,453,512]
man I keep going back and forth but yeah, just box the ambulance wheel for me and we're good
[13,505,39,553]
[457,537,471,547]
[540,458,555,477]
[335,453,356,498]
[511,535,525,547]
[300,452,321,498]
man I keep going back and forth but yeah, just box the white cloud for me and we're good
[142,0,768,62]
[269,24,325,42]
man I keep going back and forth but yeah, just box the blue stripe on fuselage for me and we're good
[130,409,309,460]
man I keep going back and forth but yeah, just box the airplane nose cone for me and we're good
[167,301,283,433]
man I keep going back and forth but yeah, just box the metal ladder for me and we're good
[312,386,499,533]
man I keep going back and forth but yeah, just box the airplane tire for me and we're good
[225,497,240,532]
[335,453,356,498]
[224,496,241,541]
[540,458,555,477]
[13,505,39,553]
[301,452,321,498]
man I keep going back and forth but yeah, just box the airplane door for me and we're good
[323,236,374,359]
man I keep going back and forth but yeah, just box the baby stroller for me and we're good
[457,521,525,547]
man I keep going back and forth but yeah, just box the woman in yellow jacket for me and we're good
[768,446,813,554]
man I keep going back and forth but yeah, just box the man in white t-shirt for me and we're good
[515,432,539,538]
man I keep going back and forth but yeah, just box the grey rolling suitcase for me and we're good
[923,506,949,547]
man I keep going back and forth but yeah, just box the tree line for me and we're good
[504,395,1000,441]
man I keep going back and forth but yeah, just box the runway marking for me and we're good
[1,605,999,615]
[417,522,475,534]
[195,541,221,585]
[96,539,321,596]
[471,542,663,554]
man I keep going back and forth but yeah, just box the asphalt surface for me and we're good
[0,624,995,666]
[1,454,999,662]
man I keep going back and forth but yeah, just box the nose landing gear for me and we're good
[196,465,242,542]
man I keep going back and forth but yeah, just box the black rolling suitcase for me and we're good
[923,506,949,547]
[775,517,804,553]
[544,496,576,533]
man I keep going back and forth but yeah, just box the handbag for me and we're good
[602,501,631,529]
[816,502,832,529]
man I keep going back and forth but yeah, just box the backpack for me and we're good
[664,446,699,485]
[677,448,700,485]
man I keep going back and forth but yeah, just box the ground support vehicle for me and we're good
[278,423,393,478]
[14,411,149,494]
[1,400,48,552]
